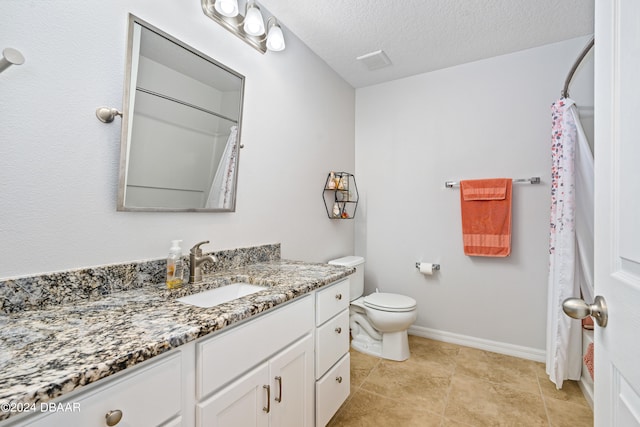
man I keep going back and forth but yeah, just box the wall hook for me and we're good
[0,48,25,74]
[96,107,123,123]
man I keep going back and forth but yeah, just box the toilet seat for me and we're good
[363,293,417,312]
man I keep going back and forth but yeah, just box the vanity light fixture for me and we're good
[266,18,286,52]
[201,0,286,54]
[214,0,239,17]
[243,2,265,36]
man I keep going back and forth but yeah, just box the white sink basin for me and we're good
[176,283,266,308]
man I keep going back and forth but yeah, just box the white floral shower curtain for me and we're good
[546,98,594,389]
[205,126,238,209]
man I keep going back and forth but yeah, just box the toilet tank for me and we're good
[328,256,365,301]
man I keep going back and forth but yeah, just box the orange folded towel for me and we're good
[459,178,512,257]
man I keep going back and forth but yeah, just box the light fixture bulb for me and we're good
[214,0,239,17]
[266,21,285,51]
[244,3,265,36]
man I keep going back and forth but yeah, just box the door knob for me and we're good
[562,295,608,327]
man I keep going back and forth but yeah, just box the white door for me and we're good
[594,0,640,425]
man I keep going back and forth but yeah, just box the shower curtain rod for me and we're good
[562,37,594,98]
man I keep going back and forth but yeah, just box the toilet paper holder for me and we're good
[415,262,440,271]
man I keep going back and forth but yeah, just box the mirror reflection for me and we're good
[118,15,245,212]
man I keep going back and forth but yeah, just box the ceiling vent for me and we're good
[356,50,392,71]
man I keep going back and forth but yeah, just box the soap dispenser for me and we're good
[166,240,184,289]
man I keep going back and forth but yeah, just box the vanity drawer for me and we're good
[316,279,349,326]
[22,352,182,427]
[315,309,349,379]
[197,295,313,399]
[316,353,350,427]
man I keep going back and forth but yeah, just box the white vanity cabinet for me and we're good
[314,279,351,427]
[195,295,314,427]
[4,277,353,427]
[12,351,183,427]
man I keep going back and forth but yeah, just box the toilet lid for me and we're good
[363,293,417,312]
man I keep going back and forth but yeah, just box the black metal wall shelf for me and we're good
[322,172,359,219]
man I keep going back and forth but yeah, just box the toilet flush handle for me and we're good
[335,293,342,300]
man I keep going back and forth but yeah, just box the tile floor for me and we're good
[328,335,593,427]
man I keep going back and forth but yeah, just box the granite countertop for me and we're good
[0,260,354,422]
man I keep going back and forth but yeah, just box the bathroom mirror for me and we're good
[118,15,245,212]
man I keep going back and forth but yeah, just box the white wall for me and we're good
[0,0,355,278]
[355,36,594,353]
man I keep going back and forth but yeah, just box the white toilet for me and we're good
[328,256,417,361]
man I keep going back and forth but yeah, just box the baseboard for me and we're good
[408,325,546,363]
[578,375,594,410]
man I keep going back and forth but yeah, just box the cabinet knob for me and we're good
[105,409,123,426]
[336,376,343,384]
[335,293,342,300]
[335,327,342,334]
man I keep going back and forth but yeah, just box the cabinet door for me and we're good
[197,362,270,427]
[269,334,314,427]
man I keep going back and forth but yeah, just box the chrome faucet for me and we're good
[189,241,218,284]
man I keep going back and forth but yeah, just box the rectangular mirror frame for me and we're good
[117,14,246,212]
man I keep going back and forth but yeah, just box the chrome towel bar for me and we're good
[445,177,541,188]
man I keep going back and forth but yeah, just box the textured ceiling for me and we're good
[258,0,594,88]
